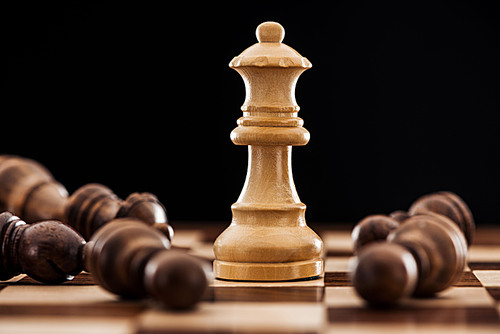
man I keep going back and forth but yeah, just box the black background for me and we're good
[2,1,500,225]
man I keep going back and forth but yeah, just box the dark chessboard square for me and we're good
[328,307,500,324]
[486,287,500,301]
[453,271,482,287]
[324,272,352,287]
[16,272,95,285]
[0,302,146,317]
[469,262,500,270]
[209,286,324,303]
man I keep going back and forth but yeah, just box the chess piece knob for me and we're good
[256,21,284,43]
[144,251,210,309]
[351,215,400,253]
[0,211,85,283]
[350,242,418,306]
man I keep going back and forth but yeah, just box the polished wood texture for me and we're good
[213,22,324,281]
[0,211,208,309]
[0,155,173,241]
[1,224,499,333]
[351,214,400,253]
[0,211,85,284]
[85,218,209,309]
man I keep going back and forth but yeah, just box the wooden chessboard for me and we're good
[1,223,499,334]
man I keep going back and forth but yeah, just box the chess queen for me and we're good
[213,22,324,281]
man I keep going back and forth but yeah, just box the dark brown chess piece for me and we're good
[350,191,473,306]
[85,218,210,309]
[351,214,400,253]
[0,211,208,309]
[408,191,475,246]
[350,242,418,305]
[0,155,173,241]
[351,191,475,250]
[0,211,85,284]
[350,213,468,306]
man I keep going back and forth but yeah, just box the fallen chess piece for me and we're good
[86,218,210,309]
[349,191,474,306]
[0,211,208,309]
[0,155,173,241]
[0,211,85,283]
[351,191,474,252]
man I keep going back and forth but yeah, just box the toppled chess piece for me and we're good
[351,191,474,250]
[351,214,400,253]
[0,211,85,284]
[408,191,475,246]
[85,218,210,309]
[0,155,173,241]
[0,211,208,310]
[350,191,474,306]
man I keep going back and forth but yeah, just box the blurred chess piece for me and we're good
[0,211,208,310]
[85,218,210,309]
[350,191,473,306]
[213,22,323,281]
[0,155,173,241]
[351,191,474,251]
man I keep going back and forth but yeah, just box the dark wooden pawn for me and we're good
[350,213,468,306]
[389,213,468,296]
[84,218,209,309]
[351,215,400,253]
[0,211,85,284]
[64,183,173,241]
[0,156,68,223]
[408,191,475,246]
[0,155,173,241]
[350,242,418,306]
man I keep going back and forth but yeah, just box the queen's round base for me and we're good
[213,258,323,281]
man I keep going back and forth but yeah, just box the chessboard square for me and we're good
[486,287,500,302]
[0,285,145,317]
[0,285,116,305]
[0,316,134,334]
[324,272,352,287]
[469,262,500,270]
[403,287,497,309]
[325,286,499,324]
[474,271,500,287]
[187,242,215,261]
[326,322,500,334]
[453,271,482,287]
[137,302,326,334]
[322,231,354,256]
[328,306,500,325]
[468,245,500,263]
[324,256,352,272]
[171,230,204,249]
[324,286,365,308]
[211,286,324,302]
